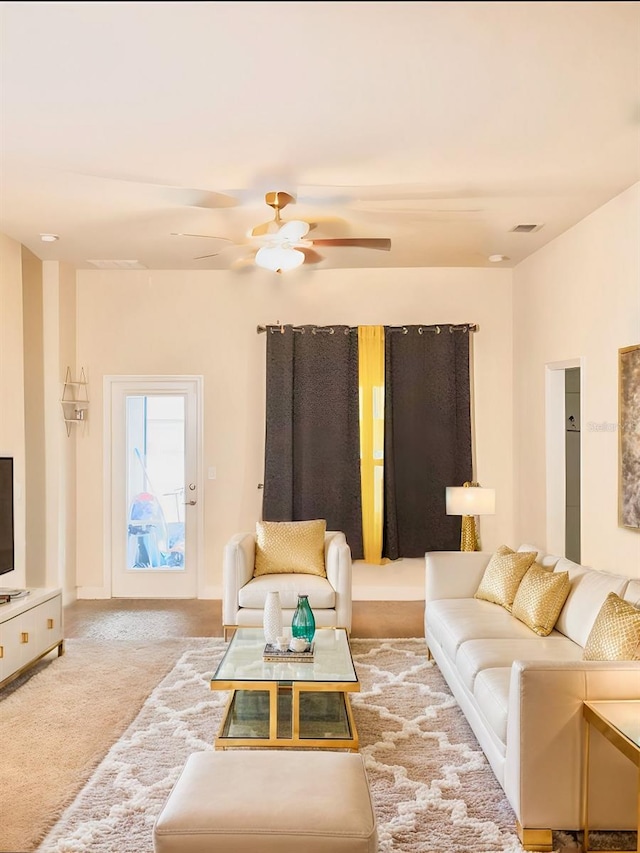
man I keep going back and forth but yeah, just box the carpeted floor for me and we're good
[0,638,199,853]
[1,638,635,853]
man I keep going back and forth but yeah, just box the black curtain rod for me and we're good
[256,323,478,334]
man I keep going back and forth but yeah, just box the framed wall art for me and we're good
[619,343,640,529]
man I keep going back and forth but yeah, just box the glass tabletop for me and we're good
[585,701,640,749]
[212,627,358,684]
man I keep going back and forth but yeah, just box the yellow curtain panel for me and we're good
[358,325,385,564]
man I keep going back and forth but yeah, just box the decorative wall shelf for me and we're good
[60,367,89,436]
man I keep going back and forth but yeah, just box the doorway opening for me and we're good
[564,367,581,563]
[545,359,582,560]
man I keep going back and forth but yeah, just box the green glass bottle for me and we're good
[291,594,316,644]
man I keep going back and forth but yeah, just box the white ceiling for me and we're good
[1,1,639,272]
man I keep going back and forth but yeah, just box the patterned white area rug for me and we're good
[36,639,632,853]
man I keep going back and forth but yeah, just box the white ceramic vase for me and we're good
[263,590,283,645]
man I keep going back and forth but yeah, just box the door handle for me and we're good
[184,500,197,506]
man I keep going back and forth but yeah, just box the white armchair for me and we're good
[223,530,353,638]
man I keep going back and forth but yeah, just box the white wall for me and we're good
[6,177,639,599]
[42,261,78,599]
[0,234,26,587]
[75,266,514,597]
[513,183,640,575]
[22,248,46,586]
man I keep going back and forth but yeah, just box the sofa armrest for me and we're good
[325,531,353,632]
[425,551,492,602]
[504,659,640,831]
[222,533,256,627]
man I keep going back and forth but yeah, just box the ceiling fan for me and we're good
[174,191,392,273]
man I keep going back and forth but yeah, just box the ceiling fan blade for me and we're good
[230,252,259,273]
[251,220,281,238]
[169,189,239,209]
[65,170,240,209]
[191,241,242,260]
[300,247,325,265]
[193,251,227,260]
[171,232,236,241]
[311,238,391,251]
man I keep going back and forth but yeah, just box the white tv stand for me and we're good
[0,588,64,689]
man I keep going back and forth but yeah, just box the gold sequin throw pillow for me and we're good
[474,546,537,612]
[254,519,327,577]
[583,592,640,660]
[511,564,571,636]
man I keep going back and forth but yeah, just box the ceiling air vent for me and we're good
[510,224,543,233]
[87,259,148,270]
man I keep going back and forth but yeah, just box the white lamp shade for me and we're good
[255,246,305,273]
[446,486,496,516]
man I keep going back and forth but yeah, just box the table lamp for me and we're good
[446,481,496,551]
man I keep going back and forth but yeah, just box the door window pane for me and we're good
[126,395,185,570]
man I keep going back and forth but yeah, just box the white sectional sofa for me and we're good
[424,545,640,852]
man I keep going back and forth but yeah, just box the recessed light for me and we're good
[488,254,509,263]
[40,233,59,242]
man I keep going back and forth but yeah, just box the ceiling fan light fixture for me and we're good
[255,245,305,274]
[278,220,310,241]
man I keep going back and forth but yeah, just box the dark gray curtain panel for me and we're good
[383,325,473,558]
[262,325,364,559]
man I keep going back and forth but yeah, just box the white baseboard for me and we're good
[75,568,424,602]
[77,586,111,600]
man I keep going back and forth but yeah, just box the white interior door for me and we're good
[108,376,202,598]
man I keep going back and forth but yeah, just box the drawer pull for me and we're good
[0,645,3,658]
[21,632,29,643]
[47,618,54,629]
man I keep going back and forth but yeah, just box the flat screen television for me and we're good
[0,457,15,576]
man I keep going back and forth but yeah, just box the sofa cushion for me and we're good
[473,667,512,747]
[427,598,548,661]
[554,560,630,647]
[239,573,336,610]
[455,637,582,692]
[254,519,327,577]
[474,547,536,612]
[517,544,560,570]
[583,592,640,660]
[511,564,571,636]
[623,579,640,607]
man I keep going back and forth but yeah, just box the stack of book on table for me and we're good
[263,641,315,663]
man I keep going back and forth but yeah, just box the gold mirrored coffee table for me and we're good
[210,627,359,750]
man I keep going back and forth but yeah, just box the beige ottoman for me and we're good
[153,749,378,853]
